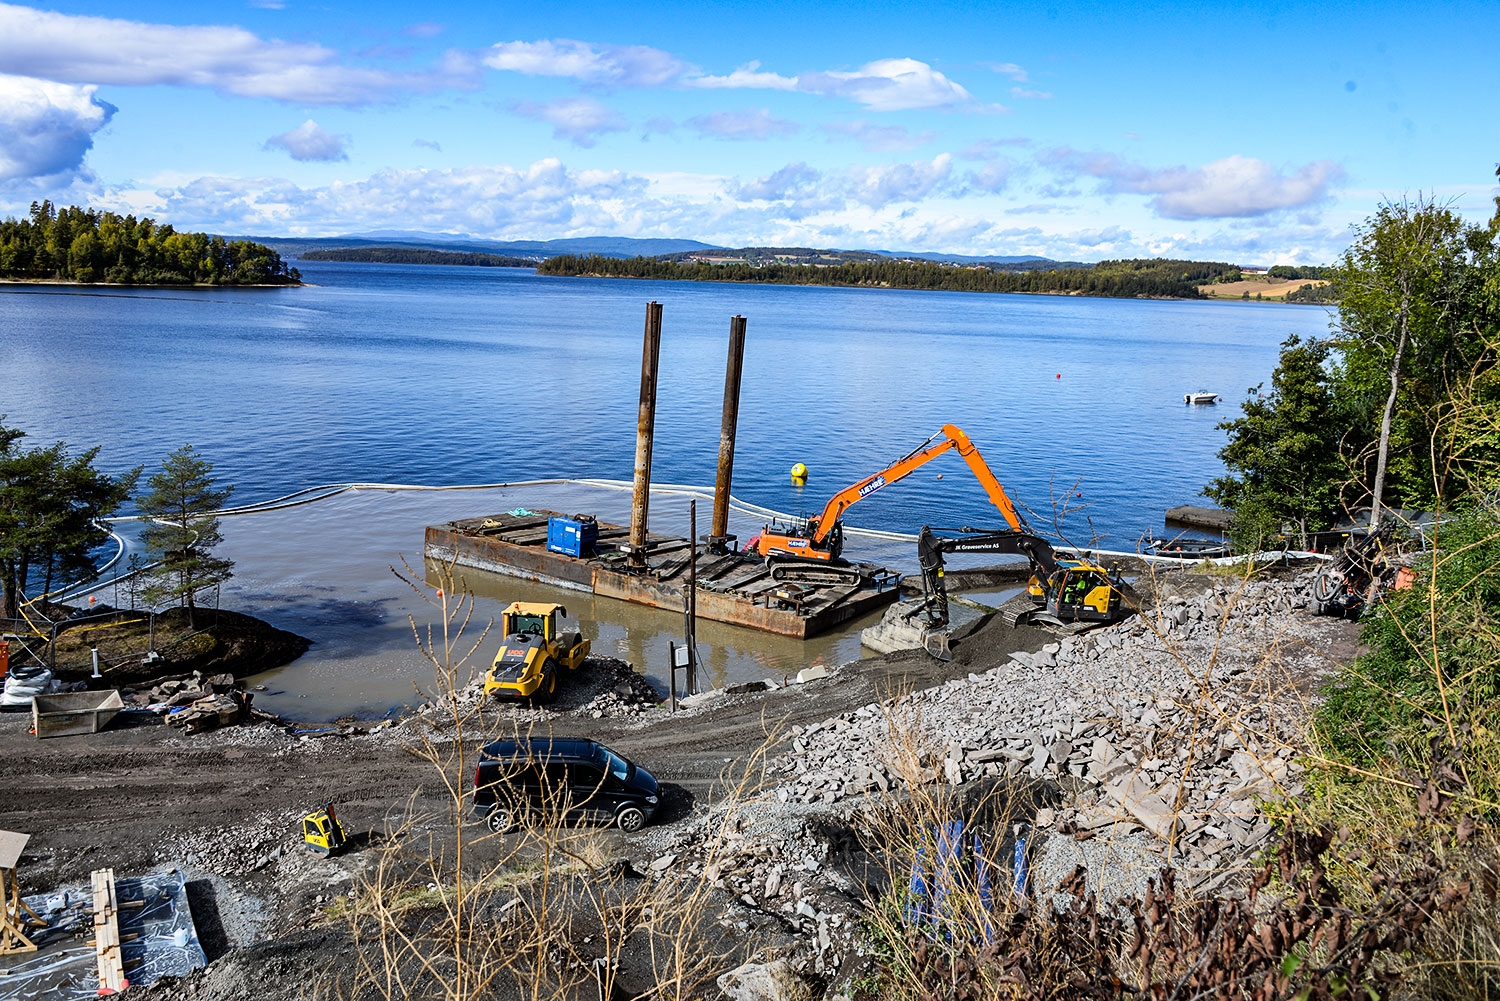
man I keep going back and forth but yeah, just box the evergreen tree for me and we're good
[1204,336,1346,550]
[0,420,139,618]
[137,445,235,627]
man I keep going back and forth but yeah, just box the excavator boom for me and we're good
[807,424,1024,544]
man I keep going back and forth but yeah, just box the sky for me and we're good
[1,0,1497,263]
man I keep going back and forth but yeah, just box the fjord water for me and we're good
[1,262,1332,717]
[3,261,1331,537]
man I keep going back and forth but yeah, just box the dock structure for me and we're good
[425,510,901,640]
[1164,505,1231,531]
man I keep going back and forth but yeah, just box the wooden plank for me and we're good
[802,582,863,615]
[92,868,128,993]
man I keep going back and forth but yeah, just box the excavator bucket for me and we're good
[921,628,954,662]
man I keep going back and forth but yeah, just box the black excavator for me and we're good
[916,525,1129,659]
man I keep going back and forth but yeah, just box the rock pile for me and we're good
[768,573,1341,874]
[411,656,662,728]
[127,671,281,733]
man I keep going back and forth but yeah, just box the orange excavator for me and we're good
[754,424,1026,580]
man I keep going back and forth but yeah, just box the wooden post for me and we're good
[686,501,698,694]
[629,301,664,568]
[92,868,128,993]
[709,315,747,553]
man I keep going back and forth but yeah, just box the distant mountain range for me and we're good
[237,231,1084,269]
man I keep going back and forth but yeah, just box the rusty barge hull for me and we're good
[425,511,901,640]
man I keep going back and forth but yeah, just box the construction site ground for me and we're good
[0,568,1363,999]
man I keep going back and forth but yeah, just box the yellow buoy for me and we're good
[790,462,808,480]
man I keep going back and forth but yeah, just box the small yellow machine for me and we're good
[483,602,591,702]
[302,803,347,856]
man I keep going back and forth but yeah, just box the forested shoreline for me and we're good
[536,254,1242,299]
[298,247,536,267]
[0,202,301,286]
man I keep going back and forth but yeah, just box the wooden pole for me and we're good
[629,302,664,568]
[686,500,698,694]
[710,315,747,552]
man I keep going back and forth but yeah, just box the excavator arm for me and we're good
[808,424,1026,544]
[917,526,1058,627]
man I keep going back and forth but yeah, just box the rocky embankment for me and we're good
[624,572,1360,992]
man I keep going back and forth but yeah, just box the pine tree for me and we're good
[137,445,234,628]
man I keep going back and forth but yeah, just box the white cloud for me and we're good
[822,119,935,152]
[413,138,442,151]
[961,137,1030,160]
[134,159,645,234]
[1043,149,1345,219]
[687,60,797,91]
[965,160,1011,193]
[264,119,347,161]
[797,58,975,111]
[687,109,799,141]
[512,96,627,147]
[845,153,953,207]
[730,162,822,201]
[1010,86,1051,99]
[986,62,1029,82]
[0,73,114,183]
[0,2,468,105]
[484,38,686,87]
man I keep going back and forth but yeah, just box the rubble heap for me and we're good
[768,573,1338,874]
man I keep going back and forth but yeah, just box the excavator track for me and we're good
[767,558,865,585]
[996,592,1041,627]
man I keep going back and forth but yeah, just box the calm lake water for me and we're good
[1,263,1334,717]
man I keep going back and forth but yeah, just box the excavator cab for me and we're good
[1047,565,1122,622]
[303,803,347,856]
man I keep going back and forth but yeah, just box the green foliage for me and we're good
[137,445,235,624]
[0,201,301,285]
[1269,264,1333,280]
[1332,198,1495,513]
[296,247,536,267]
[536,254,1242,299]
[1317,506,1500,767]
[1205,336,1346,548]
[0,419,139,618]
[1285,282,1339,304]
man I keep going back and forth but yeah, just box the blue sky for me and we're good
[1,0,1496,262]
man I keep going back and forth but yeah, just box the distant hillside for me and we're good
[243,233,718,260]
[657,245,1083,270]
[537,255,1239,299]
[297,247,535,267]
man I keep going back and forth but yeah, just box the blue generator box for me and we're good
[546,515,598,558]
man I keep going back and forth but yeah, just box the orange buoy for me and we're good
[1056,373,1061,379]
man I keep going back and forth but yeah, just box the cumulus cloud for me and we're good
[0,73,114,183]
[0,2,469,104]
[845,153,953,207]
[686,108,799,140]
[986,62,1029,82]
[822,119,935,152]
[1043,149,1344,219]
[730,162,822,201]
[484,38,686,87]
[687,60,797,91]
[264,119,347,161]
[137,159,645,234]
[964,160,1011,193]
[512,96,627,147]
[797,59,975,111]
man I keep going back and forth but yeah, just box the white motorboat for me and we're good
[1184,391,1220,405]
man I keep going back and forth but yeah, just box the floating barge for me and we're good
[425,510,902,639]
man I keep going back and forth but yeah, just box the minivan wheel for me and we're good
[486,807,515,834]
[616,806,646,833]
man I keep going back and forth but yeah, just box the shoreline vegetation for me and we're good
[298,246,537,267]
[536,253,1332,302]
[0,201,301,286]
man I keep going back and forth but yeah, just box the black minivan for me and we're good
[472,737,661,833]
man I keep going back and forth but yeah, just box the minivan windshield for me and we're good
[595,746,631,783]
